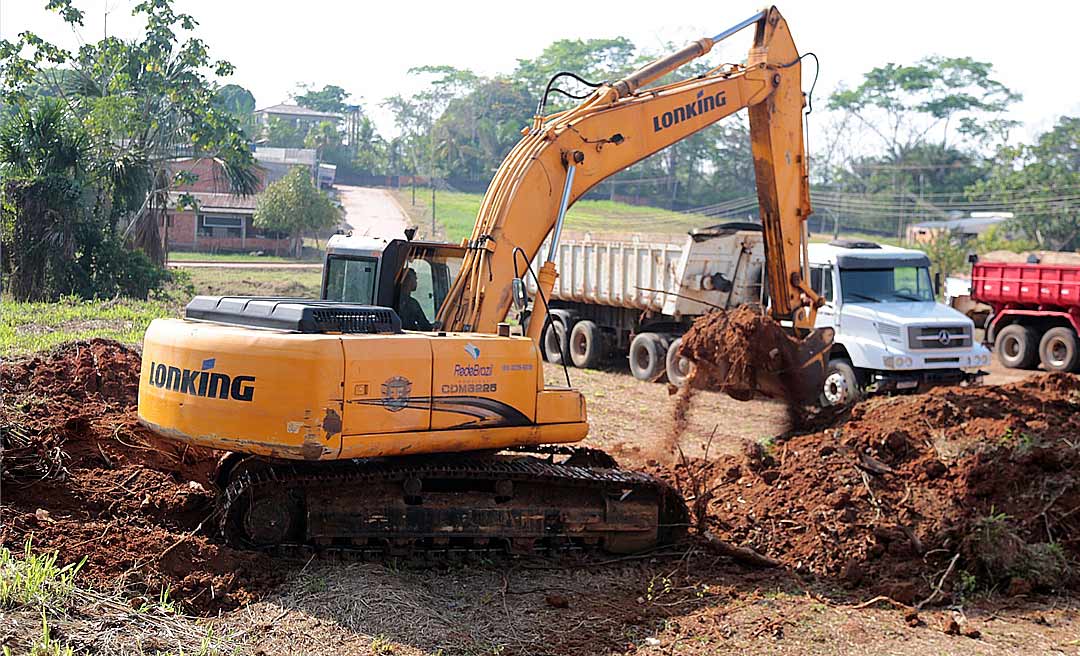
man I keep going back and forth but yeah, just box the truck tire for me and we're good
[995,324,1039,369]
[629,333,667,382]
[665,337,694,387]
[543,320,568,365]
[820,358,862,407]
[1038,327,1080,372]
[569,320,603,368]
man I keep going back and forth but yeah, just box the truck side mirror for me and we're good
[511,278,529,312]
[934,272,942,297]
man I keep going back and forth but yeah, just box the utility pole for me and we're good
[431,181,436,236]
[835,190,843,240]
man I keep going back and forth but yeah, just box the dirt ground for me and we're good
[2,341,1078,655]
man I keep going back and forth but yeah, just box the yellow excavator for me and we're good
[138,6,830,554]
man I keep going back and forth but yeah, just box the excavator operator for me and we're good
[397,267,432,331]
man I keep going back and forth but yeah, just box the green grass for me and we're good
[0,540,84,611]
[394,188,717,243]
[1,296,177,357]
[2,267,325,358]
[182,267,323,298]
[168,250,322,263]
[395,187,912,248]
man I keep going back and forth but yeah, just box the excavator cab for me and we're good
[322,234,466,331]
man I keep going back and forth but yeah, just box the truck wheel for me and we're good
[543,320,568,364]
[995,324,1039,369]
[629,333,667,382]
[1038,327,1080,372]
[665,337,694,387]
[820,358,861,407]
[569,320,603,368]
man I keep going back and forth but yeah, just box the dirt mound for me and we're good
[661,374,1080,602]
[0,339,282,614]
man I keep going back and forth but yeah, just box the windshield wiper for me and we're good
[846,292,880,303]
[892,292,927,302]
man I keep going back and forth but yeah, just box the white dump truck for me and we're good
[529,224,767,385]
[532,229,990,404]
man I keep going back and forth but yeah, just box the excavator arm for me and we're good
[436,6,823,338]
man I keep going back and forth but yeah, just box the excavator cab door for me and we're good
[376,241,466,330]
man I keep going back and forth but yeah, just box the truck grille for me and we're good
[907,325,971,349]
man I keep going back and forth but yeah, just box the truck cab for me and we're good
[807,240,990,405]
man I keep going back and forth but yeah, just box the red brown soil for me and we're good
[0,339,283,614]
[679,307,795,402]
[657,374,1080,603]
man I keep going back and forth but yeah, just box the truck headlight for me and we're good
[884,355,913,369]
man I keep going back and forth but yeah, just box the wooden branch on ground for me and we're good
[700,531,780,568]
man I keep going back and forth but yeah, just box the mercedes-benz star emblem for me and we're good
[937,329,951,346]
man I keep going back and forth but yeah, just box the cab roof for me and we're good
[808,241,931,270]
[325,233,391,258]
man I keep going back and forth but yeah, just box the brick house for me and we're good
[163,157,291,254]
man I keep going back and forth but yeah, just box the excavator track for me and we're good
[218,449,688,558]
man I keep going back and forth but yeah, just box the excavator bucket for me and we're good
[754,325,834,402]
[679,308,834,404]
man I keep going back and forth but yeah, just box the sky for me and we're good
[4,0,1080,150]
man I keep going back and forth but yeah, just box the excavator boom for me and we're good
[436,6,829,396]
[439,7,818,332]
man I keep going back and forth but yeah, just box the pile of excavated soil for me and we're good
[659,374,1080,603]
[0,339,282,614]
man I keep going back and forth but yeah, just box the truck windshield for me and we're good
[840,266,934,304]
[324,256,378,305]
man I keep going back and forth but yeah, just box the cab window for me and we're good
[324,256,378,305]
[810,266,834,303]
[410,260,435,320]
[395,248,464,330]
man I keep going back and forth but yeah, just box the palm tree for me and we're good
[0,98,93,300]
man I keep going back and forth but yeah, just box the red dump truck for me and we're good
[972,257,1080,372]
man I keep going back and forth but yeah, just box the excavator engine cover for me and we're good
[138,296,588,461]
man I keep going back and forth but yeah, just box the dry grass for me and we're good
[0,543,242,655]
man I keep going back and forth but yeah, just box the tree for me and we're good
[215,83,256,135]
[1,97,168,300]
[1,0,259,265]
[254,167,340,258]
[430,78,532,181]
[216,83,255,115]
[513,37,636,101]
[828,57,1020,159]
[968,116,1080,249]
[265,116,306,148]
[305,119,348,167]
[352,114,389,175]
[294,84,350,114]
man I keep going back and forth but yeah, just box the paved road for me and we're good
[337,185,409,240]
